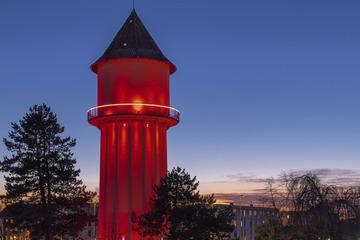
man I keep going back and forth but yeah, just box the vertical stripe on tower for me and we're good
[118,122,128,237]
[98,125,108,240]
[106,123,116,238]
[127,123,132,240]
[153,123,158,185]
[112,122,119,238]
[141,123,146,212]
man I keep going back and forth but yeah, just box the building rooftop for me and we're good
[91,10,176,74]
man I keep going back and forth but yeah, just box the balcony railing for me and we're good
[87,103,180,122]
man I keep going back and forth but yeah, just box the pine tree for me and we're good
[134,167,234,240]
[0,104,96,239]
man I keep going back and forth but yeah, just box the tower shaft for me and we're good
[98,119,168,239]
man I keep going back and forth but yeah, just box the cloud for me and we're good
[210,168,360,206]
[225,173,271,184]
[213,193,271,206]
[211,169,360,206]
[288,168,359,178]
[286,168,360,186]
[211,168,360,192]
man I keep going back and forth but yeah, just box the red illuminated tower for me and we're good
[87,10,179,240]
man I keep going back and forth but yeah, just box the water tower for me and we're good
[87,10,179,240]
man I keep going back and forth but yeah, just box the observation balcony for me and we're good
[87,103,180,125]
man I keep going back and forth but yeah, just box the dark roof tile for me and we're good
[91,10,176,74]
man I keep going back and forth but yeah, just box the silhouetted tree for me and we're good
[255,219,307,240]
[0,104,96,239]
[134,167,234,240]
[259,173,360,240]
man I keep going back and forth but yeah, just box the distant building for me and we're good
[219,204,277,240]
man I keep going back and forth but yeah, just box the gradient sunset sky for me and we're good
[1,0,359,194]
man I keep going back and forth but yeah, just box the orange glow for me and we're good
[133,104,143,112]
[132,98,143,112]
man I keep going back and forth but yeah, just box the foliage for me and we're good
[134,167,234,240]
[255,219,307,240]
[0,104,96,239]
[260,173,360,240]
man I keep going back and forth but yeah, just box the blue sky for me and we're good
[1,0,359,193]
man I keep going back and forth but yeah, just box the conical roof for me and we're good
[91,10,176,74]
